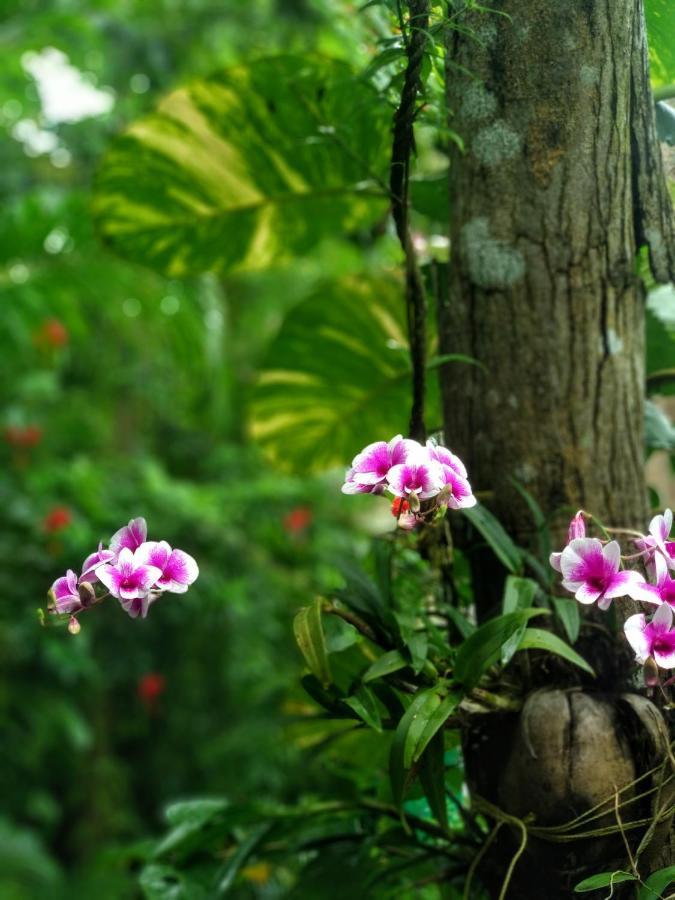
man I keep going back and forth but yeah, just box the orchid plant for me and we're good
[342,434,476,527]
[550,508,675,685]
[47,517,199,633]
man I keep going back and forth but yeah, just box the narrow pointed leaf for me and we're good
[517,628,594,677]
[637,864,675,899]
[294,598,331,688]
[363,649,409,683]
[574,871,637,892]
[418,731,448,830]
[463,505,522,574]
[551,596,581,644]
[454,609,549,690]
[500,576,540,664]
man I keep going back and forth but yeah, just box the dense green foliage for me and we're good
[3,0,675,897]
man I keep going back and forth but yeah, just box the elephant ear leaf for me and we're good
[250,275,443,474]
[92,56,391,277]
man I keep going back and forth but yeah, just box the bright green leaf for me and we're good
[638,864,675,899]
[93,56,390,276]
[294,598,332,688]
[574,871,638,892]
[646,0,675,88]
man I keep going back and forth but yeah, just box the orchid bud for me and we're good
[68,616,81,635]
[643,657,660,688]
[397,512,418,531]
[78,581,96,607]
[435,484,453,507]
[408,492,421,513]
[568,511,586,542]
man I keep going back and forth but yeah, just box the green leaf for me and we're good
[343,686,384,732]
[389,686,459,809]
[646,0,675,88]
[215,823,272,895]
[417,731,448,830]
[656,101,675,145]
[463,505,522,574]
[574,871,638,892]
[363,649,409,682]
[551,596,581,644]
[92,56,390,276]
[454,609,549,690]
[294,598,332,688]
[517,628,594,677]
[251,274,439,474]
[638,864,675,899]
[500,576,540,664]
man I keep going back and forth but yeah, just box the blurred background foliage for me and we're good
[3,0,675,897]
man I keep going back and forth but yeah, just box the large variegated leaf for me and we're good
[646,0,675,88]
[250,275,442,473]
[92,56,391,276]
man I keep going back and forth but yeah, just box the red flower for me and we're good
[283,505,313,534]
[43,506,72,533]
[4,425,43,448]
[391,497,411,517]
[137,673,166,706]
[34,318,69,349]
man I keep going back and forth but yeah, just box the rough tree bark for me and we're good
[438,2,675,896]
[441,0,675,581]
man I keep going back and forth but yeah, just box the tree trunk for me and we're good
[440,0,675,598]
[439,2,675,895]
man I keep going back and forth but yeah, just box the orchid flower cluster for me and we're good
[341,434,476,528]
[48,517,199,633]
[550,509,675,677]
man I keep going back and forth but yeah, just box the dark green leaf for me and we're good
[93,56,390,276]
[362,649,409,682]
[389,686,459,809]
[463,505,522,574]
[551,596,581,644]
[215,824,272,895]
[294,598,331,688]
[343,686,384,732]
[417,731,448,830]
[454,609,549,690]
[517,628,594,676]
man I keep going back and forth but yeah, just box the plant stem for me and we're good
[390,0,430,443]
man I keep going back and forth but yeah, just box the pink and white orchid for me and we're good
[136,541,199,594]
[634,509,675,576]
[386,452,445,503]
[80,543,116,584]
[97,547,162,618]
[632,552,675,608]
[50,570,82,615]
[624,603,675,669]
[342,435,417,494]
[109,516,148,555]
[426,441,477,510]
[560,538,645,610]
